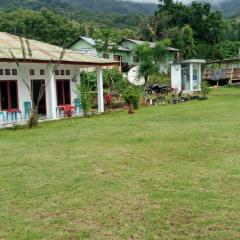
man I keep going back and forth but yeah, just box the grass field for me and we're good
[0,87,240,240]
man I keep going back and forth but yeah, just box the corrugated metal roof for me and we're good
[124,39,180,52]
[0,32,117,66]
[79,36,131,52]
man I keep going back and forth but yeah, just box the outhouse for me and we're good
[171,59,205,92]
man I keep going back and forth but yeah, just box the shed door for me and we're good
[181,64,190,91]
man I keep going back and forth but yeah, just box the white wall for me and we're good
[171,64,182,91]
[0,62,80,119]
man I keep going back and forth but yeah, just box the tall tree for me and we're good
[181,25,196,59]
[94,28,120,58]
[136,39,171,88]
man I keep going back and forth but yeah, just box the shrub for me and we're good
[80,69,126,93]
[123,86,140,114]
[200,80,210,99]
[75,83,93,116]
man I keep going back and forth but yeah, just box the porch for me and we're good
[204,58,240,84]
[0,63,105,129]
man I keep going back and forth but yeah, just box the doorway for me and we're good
[181,64,190,91]
[56,80,71,105]
[31,80,47,115]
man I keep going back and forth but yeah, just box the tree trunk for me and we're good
[28,107,39,128]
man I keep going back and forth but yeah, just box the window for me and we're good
[56,80,71,105]
[60,70,65,76]
[12,69,17,75]
[0,81,18,110]
[5,69,10,75]
[66,70,70,76]
[55,70,60,76]
[133,55,139,63]
[0,69,3,75]
[40,69,45,75]
[30,69,35,75]
[193,64,200,90]
[103,53,109,59]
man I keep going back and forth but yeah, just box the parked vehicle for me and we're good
[147,84,171,95]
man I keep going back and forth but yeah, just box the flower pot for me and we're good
[173,99,178,104]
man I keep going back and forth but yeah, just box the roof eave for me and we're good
[0,58,119,66]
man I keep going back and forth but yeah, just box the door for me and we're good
[31,80,46,115]
[56,80,71,105]
[181,64,190,91]
[114,55,122,70]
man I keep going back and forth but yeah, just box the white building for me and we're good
[171,59,205,93]
[0,32,117,126]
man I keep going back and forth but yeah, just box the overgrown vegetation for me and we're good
[140,0,240,60]
[80,69,126,94]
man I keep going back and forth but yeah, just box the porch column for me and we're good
[96,66,104,113]
[46,66,57,120]
[190,63,193,91]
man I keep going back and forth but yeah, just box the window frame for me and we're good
[56,79,71,106]
[0,80,19,111]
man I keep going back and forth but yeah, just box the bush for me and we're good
[80,69,126,93]
[75,83,93,116]
[123,86,140,114]
[200,80,210,99]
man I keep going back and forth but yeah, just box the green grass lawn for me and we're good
[1,88,240,240]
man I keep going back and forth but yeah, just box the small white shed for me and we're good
[171,59,205,92]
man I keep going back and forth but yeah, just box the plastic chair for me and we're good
[0,111,5,123]
[74,98,82,114]
[56,106,62,118]
[7,109,22,122]
[24,101,31,119]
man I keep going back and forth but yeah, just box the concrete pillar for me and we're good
[46,66,57,119]
[96,66,104,113]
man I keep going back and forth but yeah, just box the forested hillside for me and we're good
[0,0,156,29]
[212,0,240,17]
[0,0,156,15]
[0,0,239,60]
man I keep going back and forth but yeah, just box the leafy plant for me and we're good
[136,39,171,89]
[123,86,140,114]
[80,69,126,94]
[75,82,93,116]
[200,80,210,99]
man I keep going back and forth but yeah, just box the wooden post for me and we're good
[229,64,234,85]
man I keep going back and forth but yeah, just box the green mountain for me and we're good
[0,0,156,29]
[0,0,156,15]
[212,0,240,17]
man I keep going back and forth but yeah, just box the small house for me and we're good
[0,32,117,127]
[171,59,205,93]
[120,38,180,72]
[68,36,131,72]
[69,37,180,73]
